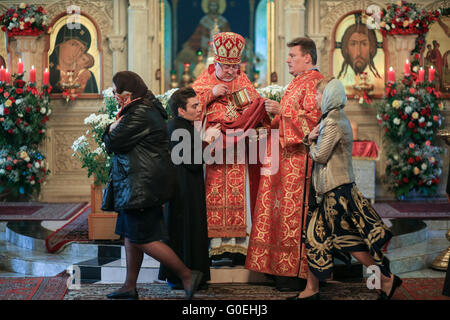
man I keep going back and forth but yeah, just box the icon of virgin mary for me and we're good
[49,24,98,94]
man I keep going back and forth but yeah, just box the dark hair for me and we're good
[169,87,197,117]
[338,23,381,79]
[287,37,317,65]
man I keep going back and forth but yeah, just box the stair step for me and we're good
[387,219,428,250]
[0,239,96,277]
[385,238,449,274]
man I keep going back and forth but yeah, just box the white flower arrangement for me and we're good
[257,85,286,103]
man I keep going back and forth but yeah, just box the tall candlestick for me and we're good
[43,68,49,85]
[5,69,11,84]
[404,59,410,76]
[428,65,435,82]
[417,67,425,83]
[29,65,36,83]
[17,58,23,74]
[387,67,395,83]
[0,66,5,82]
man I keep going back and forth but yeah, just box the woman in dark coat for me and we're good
[103,71,202,299]
[158,87,211,289]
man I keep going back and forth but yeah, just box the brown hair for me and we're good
[287,37,317,65]
[315,76,335,93]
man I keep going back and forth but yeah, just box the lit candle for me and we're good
[417,67,425,83]
[387,67,395,83]
[404,59,410,76]
[17,58,23,74]
[29,65,36,83]
[5,69,11,84]
[0,66,5,82]
[428,65,435,82]
[43,68,49,85]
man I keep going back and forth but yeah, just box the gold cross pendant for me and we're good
[226,100,238,119]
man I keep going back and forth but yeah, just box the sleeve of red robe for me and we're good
[279,76,322,148]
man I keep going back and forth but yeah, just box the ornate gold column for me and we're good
[385,34,417,81]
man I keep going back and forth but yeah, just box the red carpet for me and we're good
[393,278,449,300]
[45,206,90,253]
[374,202,450,218]
[0,202,88,221]
[0,273,69,300]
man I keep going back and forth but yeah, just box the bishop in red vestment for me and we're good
[192,32,270,261]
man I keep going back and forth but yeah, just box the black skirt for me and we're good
[303,183,393,281]
[115,206,169,244]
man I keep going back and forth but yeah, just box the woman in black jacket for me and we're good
[103,71,202,299]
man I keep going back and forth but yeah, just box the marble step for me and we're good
[387,219,428,250]
[384,238,449,275]
[5,221,125,258]
[0,239,96,277]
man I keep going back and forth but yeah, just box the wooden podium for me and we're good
[88,184,120,240]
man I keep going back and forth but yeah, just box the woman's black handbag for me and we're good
[101,180,115,212]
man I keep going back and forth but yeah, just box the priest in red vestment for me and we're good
[246,37,324,284]
[192,32,270,264]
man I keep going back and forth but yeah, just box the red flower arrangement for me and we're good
[379,1,440,36]
[0,3,48,37]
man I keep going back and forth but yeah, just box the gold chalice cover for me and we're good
[232,88,252,108]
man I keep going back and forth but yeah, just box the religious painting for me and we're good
[424,16,450,96]
[48,14,101,95]
[332,12,385,98]
[0,30,7,70]
[164,0,265,89]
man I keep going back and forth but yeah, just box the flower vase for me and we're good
[88,182,119,240]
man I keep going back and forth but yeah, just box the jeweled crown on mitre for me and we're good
[213,32,245,65]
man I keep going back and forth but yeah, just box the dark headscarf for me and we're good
[113,71,168,120]
[113,71,150,100]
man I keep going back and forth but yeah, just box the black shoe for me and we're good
[185,270,204,300]
[286,292,320,300]
[106,289,139,300]
[378,275,403,300]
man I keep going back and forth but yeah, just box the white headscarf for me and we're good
[317,79,347,142]
[320,78,347,115]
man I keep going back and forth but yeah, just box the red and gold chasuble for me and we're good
[192,64,268,238]
[245,70,324,278]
